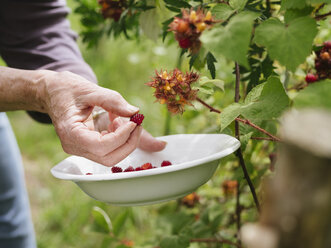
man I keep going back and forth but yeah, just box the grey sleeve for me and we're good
[0,0,97,83]
[0,0,98,123]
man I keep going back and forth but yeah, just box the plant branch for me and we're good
[315,3,325,14]
[251,136,279,141]
[287,82,308,91]
[190,238,241,248]
[236,118,281,142]
[235,63,241,103]
[236,149,261,211]
[315,11,331,20]
[195,97,281,142]
[196,97,221,113]
[235,181,241,244]
[234,62,261,212]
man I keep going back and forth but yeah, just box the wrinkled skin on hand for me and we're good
[41,71,166,166]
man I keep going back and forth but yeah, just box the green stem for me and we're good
[163,51,183,135]
[163,110,171,135]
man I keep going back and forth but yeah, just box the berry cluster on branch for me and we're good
[98,0,126,21]
[146,69,199,114]
[168,8,217,53]
[306,41,331,83]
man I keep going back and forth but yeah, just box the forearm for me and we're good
[0,66,48,112]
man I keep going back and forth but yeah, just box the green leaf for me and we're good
[281,0,307,10]
[91,206,112,234]
[193,85,214,95]
[229,0,248,11]
[190,48,207,70]
[198,76,224,91]
[113,209,130,236]
[220,77,289,130]
[284,7,314,23]
[240,132,253,152]
[306,0,331,4]
[220,103,242,131]
[241,76,290,121]
[211,3,235,20]
[160,227,192,248]
[163,0,191,8]
[206,52,217,79]
[201,11,260,68]
[139,8,160,41]
[244,82,265,103]
[294,80,331,110]
[254,17,317,72]
[160,235,190,248]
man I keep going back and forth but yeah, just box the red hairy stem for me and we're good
[196,97,281,142]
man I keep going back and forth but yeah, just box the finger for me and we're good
[101,130,108,136]
[87,126,143,167]
[138,129,167,152]
[82,87,139,117]
[109,116,127,132]
[71,121,137,156]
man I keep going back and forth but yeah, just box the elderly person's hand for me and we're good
[0,67,166,166]
[92,111,166,152]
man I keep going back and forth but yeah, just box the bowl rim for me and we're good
[51,134,240,182]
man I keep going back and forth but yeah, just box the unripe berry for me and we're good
[321,52,330,60]
[305,73,318,83]
[178,38,192,49]
[189,10,197,22]
[177,20,189,33]
[196,22,206,32]
[205,11,212,21]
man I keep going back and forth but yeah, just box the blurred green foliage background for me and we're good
[3,0,331,247]
[2,1,236,247]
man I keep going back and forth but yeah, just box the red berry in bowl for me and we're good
[124,166,135,172]
[161,160,172,167]
[141,163,153,170]
[130,113,144,125]
[305,73,318,83]
[111,166,123,173]
[135,167,143,171]
[86,173,93,175]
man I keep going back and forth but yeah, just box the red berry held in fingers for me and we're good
[130,113,144,125]
[141,163,153,170]
[161,160,172,167]
[86,173,93,175]
[124,166,135,172]
[111,166,123,173]
[178,38,192,49]
[305,73,318,83]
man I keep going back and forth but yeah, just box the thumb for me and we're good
[83,87,139,117]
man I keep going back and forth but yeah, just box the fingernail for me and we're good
[127,104,139,113]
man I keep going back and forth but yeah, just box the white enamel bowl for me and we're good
[51,134,240,206]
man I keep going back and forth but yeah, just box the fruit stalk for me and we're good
[195,97,281,142]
